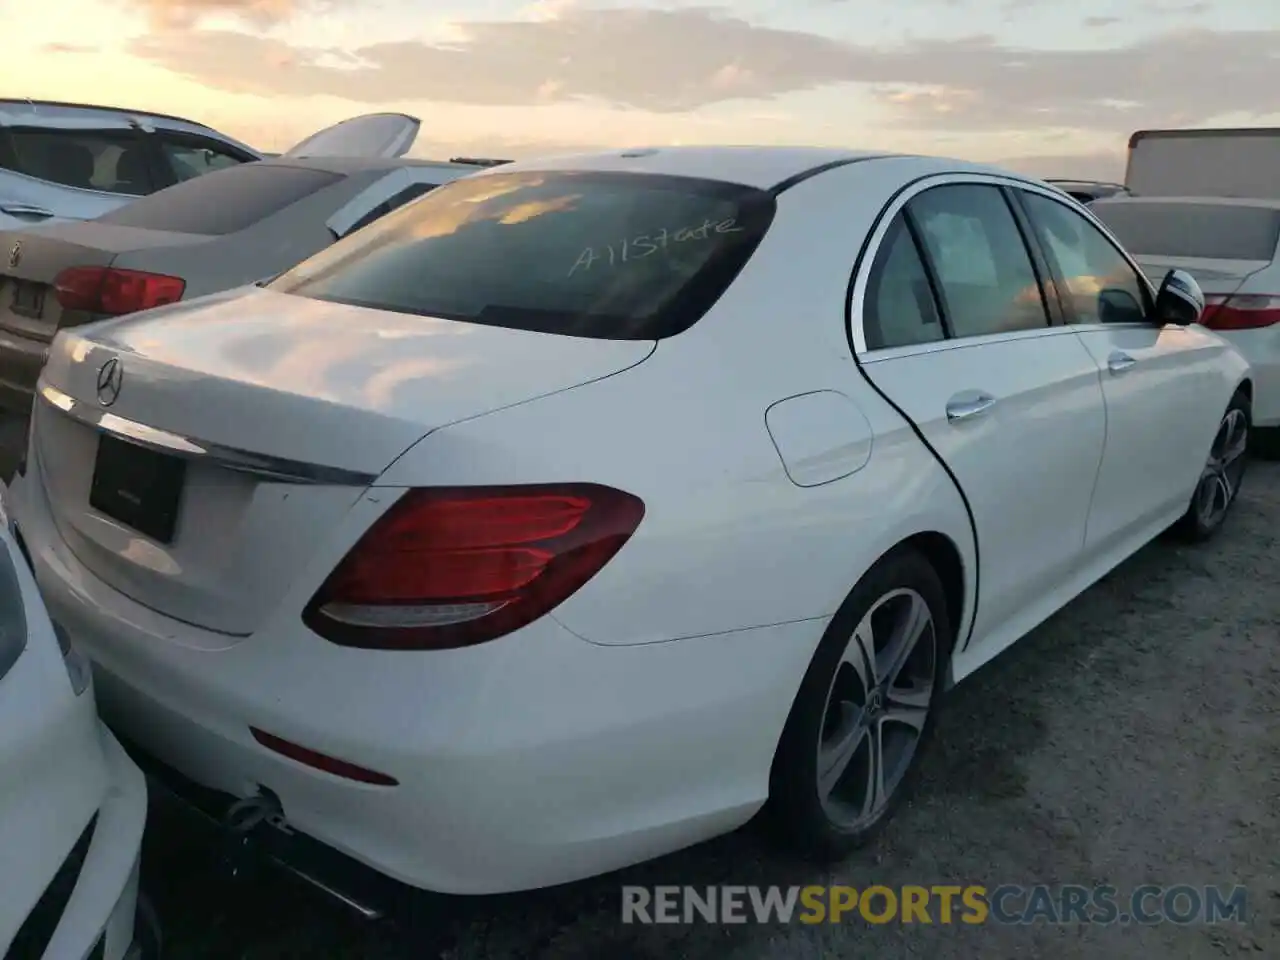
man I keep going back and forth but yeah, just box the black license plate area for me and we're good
[89,434,186,544]
[8,280,46,319]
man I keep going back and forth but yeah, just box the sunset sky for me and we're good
[4,0,1278,180]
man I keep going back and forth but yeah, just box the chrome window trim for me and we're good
[858,324,1087,365]
[849,172,1157,358]
[38,381,377,487]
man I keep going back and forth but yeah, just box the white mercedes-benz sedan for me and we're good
[6,146,1252,899]
[0,504,152,958]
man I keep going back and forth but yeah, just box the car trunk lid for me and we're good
[1133,255,1279,330]
[1131,255,1269,296]
[0,222,208,343]
[32,286,655,636]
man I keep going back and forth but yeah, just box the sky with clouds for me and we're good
[4,0,1279,180]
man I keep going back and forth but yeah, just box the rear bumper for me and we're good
[126,738,411,920]
[11,460,820,895]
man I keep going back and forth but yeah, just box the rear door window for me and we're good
[0,127,154,195]
[907,184,1050,339]
[269,170,776,340]
[96,163,344,235]
[863,214,947,350]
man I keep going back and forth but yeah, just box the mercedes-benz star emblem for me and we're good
[865,688,884,720]
[96,357,123,407]
[7,241,20,269]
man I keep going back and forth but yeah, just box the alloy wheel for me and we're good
[1195,407,1248,529]
[816,587,937,829]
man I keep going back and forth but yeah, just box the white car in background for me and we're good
[6,147,1252,907]
[0,99,423,231]
[1091,194,1280,454]
[0,498,151,959]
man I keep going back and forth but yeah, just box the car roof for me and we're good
[462,146,899,190]
[0,98,220,134]
[464,145,1048,192]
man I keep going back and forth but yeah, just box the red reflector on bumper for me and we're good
[250,728,399,786]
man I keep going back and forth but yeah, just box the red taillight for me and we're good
[52,266,185,316]
[250,728,398,785]
[304,484,645,650]
[1200,294,1280,330]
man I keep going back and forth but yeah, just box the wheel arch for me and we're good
[896,530,966,655]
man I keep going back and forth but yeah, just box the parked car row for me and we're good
[0,100,428,230]
[0,111,514,411]
[0,143,1254,949]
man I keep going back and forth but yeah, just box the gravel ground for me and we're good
[3,410,1277,959]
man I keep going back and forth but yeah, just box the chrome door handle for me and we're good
[0,203,54,219]
[1107,351,1137,374]
[945,392,997,422]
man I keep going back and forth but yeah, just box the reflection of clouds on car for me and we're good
[275,168,772,339]
[1024,192,1149,325]
[498,194,583,226]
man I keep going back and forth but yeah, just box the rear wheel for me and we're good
[766,547,952,859]
[1172,390,1250,542]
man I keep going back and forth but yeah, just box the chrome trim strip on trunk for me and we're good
[37,381,379,486]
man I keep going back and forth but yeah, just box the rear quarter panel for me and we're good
[375,157,977,646]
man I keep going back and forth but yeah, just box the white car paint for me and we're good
[1132,257,1280,429]
[282,113,420,162]
[0,488,148,959]
[6,147,1251,896]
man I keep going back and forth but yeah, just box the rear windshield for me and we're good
[96,164,344,236]
[268,170,777,339]
[1092,201,1280,261]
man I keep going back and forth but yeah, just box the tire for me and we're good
[765,546,953,861]
[1171,390,1251,543]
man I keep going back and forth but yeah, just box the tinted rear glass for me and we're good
[97,163,344,236]
[1092,201,1280,261]
[268,170,776,339]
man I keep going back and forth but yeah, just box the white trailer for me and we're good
[1125,127,1280,199]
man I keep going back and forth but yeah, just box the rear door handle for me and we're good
[945,391,997,422]
[0,203,54,219]
[1107,351,1137,374]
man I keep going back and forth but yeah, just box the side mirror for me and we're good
[1153,268,1204,326]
